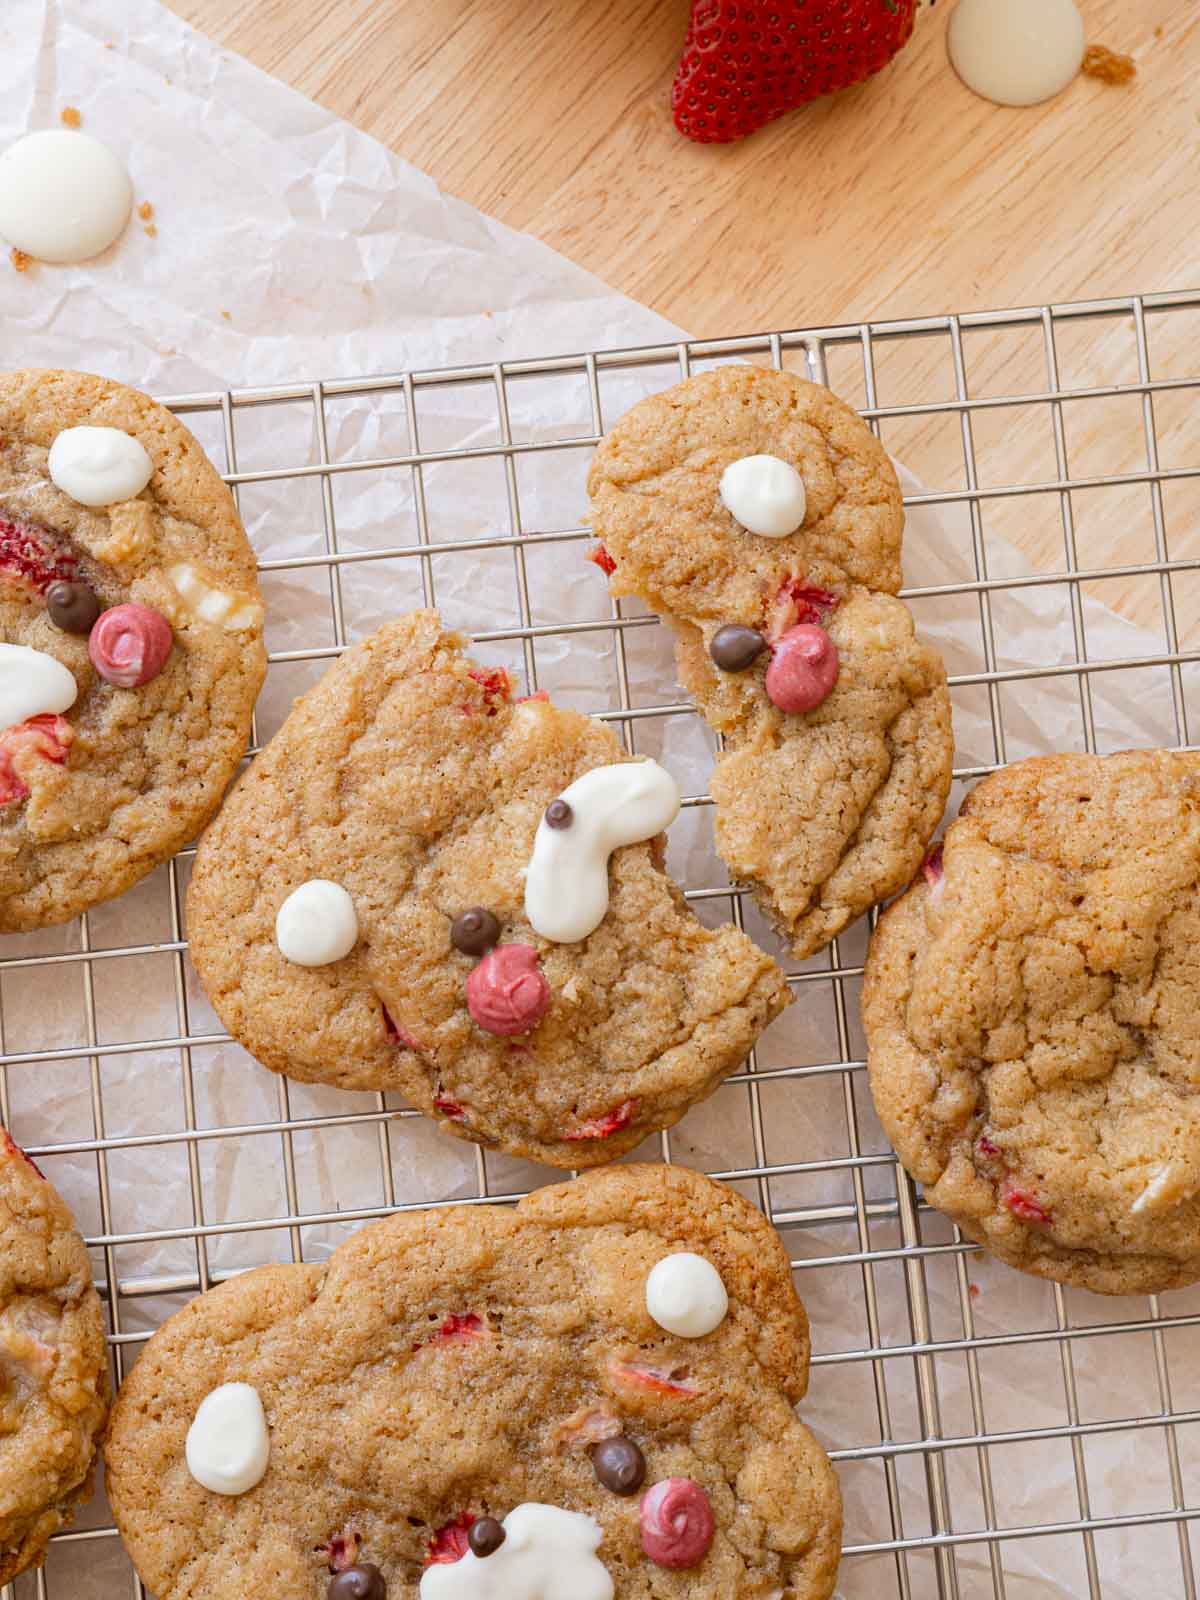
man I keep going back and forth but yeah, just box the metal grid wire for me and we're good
[5,288,1200,1598]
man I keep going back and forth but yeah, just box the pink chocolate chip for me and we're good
[465,944,549,1036]
[88,603,173,688]
[764,622,839,715]
[640,1477,715,1570]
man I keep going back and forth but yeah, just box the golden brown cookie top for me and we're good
[864,749,1200,1295]
[0,368,266,930]
[0,1128,110,1584]
[187,611,788,1166]
[106,1164,841,1600]
[586,365,904,626]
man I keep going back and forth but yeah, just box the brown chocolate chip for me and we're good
[450,907,500,957]
[328,1565,386,1600]
[468,1517,506,1558]
[710,624,767,672]
[544,798,573,829]
[591,1434,646,1495]
[46,579,101,635]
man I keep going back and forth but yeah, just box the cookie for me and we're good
[864,749,1200,1295]
[587,366,954,959]
[0,1128,109,1583]
[105,1162,842,1600]
[0,368,266,930]
[186,611,789,1167]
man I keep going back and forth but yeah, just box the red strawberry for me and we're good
[0,512,80,595]
[426,1514,476,1565]
[563,1099,638,1142]
[673,0,920,144]
[1001,1180,1052,1227]
[0,715,74,806]
[608,1359,700,1396]
[433,1312,484,1344]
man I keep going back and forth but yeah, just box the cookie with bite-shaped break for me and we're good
[186,610,789,1167]
[587,365,953,960]
[105,1162,842,1600]
[864,749,1200,1295]
[0,368,265,931]
[0,1128,110,1584]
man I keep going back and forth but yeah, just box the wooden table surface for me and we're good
[166,0,1193,333]
[165,0,1200,640]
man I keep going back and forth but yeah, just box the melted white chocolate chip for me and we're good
[524,760,680,945]
[0,643,77,730]
[419,1504,613,1600]
[168,563,263,631]
[48,426,153,508]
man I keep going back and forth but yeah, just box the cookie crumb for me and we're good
[220,309,232,321]
[137,201,154,221]
[143,223,158,239]
[61,106,82,128]
[1154,23,1164,38]
[10,248,31,273]
[1082,44,1137,84]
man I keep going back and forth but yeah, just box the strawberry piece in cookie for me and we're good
[0,714,73,806]
[563,1100,638,1143]
[0,512,80,596]
[608,1359,699,1397]
[1002,1182,1053,1227]
[765,578,840,641]
[426,1514,476,1565]
[461,665,511,717]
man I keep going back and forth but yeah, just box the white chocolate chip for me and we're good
[948,0,1084,108]
[419,1504,613,1600]
[0,130,132,263]
[184,1383,270,1496]
[645,1252,729,1338]
[275,879,358,967]
[719,454,807,539]
[48,426,152,508]
[524,760,680,945]
[0,643,77,730]
[168,562,264,632]
[1131,1164,1187,1215]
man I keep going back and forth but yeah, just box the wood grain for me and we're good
[163,0,1200,641]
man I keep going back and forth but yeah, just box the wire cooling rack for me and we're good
[5,289,1200,1600]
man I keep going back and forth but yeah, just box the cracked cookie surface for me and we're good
[186,611,789,1166]
[864,750,1200,1294]
[0,1129,109,1584]
[106,1163,841,1600]
[0,369,265,930]
[586,366,952,959]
